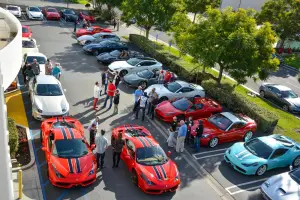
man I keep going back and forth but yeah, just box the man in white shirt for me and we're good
[93,82,100,110]
[135,92,148,121]
[88,117,100,131]
[95,130,108,169]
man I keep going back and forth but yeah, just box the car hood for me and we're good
[22,48,39,55]
[47,12,59,16]
[264,172,300,198]
[34,95,68,113]
[230,142,264,163]
[77,29,88,34]
[29,11,42,17]
[285,97,300,107]
[84,15,95,20]
[123,73,143,82]
[156,101,181,114]
[77,35,95,41]
[145,84,170,97]
[50,153,95,177]
[108,61,132,70]
[96,52,114,60]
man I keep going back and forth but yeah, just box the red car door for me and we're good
[224,123,245,142]
[122,139,136,171]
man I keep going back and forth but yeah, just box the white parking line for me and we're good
[193,148,228,156]
[225,178,268,195]
[228,186,261,195]
[193,153,225,160]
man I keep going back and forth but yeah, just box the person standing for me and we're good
[171,116,178,133]
[146,88,157,115]
[194,120,203,153]
[87,20,91,28]
[52,63,62,80]
[158,70,164,84]
[113,89,120,113]
[114,71,121,88]
[24,65,35,84]
[82,19,87,28]
[22,62,29,84]
[30,59,40,76]
[95,130,108,169]
[149,94,159,120]
[88,117,100,131]
[112,131,124,168]
[185,116,194,145]
[135,92,148,121]
[100,70,108,96]
[176,120,187,153]
[113,19,117,29]
[93,82,100,110]
[133,86,143,112]
[89,124,97,145]
[45,59,52,75]
[74,17,80,32]
[167,127,175,147]
[102,80,116,109]
[164,70,172,84]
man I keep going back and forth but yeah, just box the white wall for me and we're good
[221,0,268,11]
[0,8,22,90]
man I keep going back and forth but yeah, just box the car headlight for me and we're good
[34,104,42,113]
[141,173,155,185]
[264,181,270,188]
[52,164,64,178]
[202,134,210,138]
[88,163,95,176]
[242,162,259,167]
[227,148,231,154]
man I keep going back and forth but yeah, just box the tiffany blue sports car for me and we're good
[224,135,300,176]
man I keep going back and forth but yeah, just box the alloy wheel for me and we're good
[282,105,289,112]
[256,165,267,176]
[244,131,253,142]
[209,138,218,148]
[259,90,265,97]
[293,156,300,168]
[139,81,147,89]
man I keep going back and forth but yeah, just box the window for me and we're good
[138,61,149,66]
[164,82,182,93]
[172,98,192,111]
[47,8,57,13]
[269,86,280,94]
[22,27,29,33]
[244,138,273,159]
[195,104,204,109]
[48,135,53,150]
[52,139,88,158]
[8,6,18,11]
[137,70,153,79]
[208,113,233,131]
[64,9,75,15]
[126,139,135,158]
[180,87,194,93]
[281,90,297,98]
[29,7,40,12]
[22,40,36,48]
[136,146,168,166]
[35,84,63,96]
[127,58,142,66]
[26,56,46,64]
[147,61,156,66]
[270,148,288,159]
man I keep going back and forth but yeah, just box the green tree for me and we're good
[258,0,300,47]
[185,0,221,23]
[174,7,279,84]
[121,0,184,39]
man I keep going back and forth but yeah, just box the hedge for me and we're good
[8,117,18,156]
[129,34,279,132]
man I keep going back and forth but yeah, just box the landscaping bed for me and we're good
[282,54,300,70]
[129,34,300,141]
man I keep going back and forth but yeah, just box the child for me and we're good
[113,90,120,113]
[167,127,175,147]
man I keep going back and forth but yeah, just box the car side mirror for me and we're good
[41,147,47,151]
[167,151,171,157]
[91,144,96,150]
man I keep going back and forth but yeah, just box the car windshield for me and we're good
[281,90,298,98]
[52,139,89,158]
[22,40,36,48]
[29,7,40,12]
[127,58,142,66]
[109,50,120,56]
[208,113,233,131]
[137,70,153,79]
[52,121,75,129]
[244,138,273,159]
[136,146,168,166]
[164,82,182,93]
[8,6,18,11]
[35,84,63,96]
[22,27,29,33]
[289,168,300,184]
[65,9,75,15]
[172,98,192,111]
[26,56,46,64]
[47,8,57,12]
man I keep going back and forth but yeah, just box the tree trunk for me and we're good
[193,12,197,23]
[202,65,206,73]
[217,64,224,85]
[145,27,151,39]
[279,39,285,48]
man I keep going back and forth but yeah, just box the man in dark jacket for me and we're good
[113,90,120,113]
[114,71,121,88]
[111,131,124,168]
[30,59,40,75]
[195,120,203,152]
[100,70,108,96]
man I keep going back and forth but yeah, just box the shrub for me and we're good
[8,117,18,156]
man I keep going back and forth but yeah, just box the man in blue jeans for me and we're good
[194,120,203,152]
[95,130,108,169]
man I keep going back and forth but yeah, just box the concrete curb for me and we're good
[12,125,35,172]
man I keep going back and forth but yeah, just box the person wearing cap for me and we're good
[102,80,116,109]
[135,92,148,121]
[195,120,203,152]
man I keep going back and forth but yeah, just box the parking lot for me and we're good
[17,11,292,200]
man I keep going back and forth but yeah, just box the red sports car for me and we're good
[41,117,97,188]
[191,112,257,148]
[112,125,180,194]
[155,97,222,122]
[79,10,96,23]
[76,26,112,37]
[22,25,32,38]
[42,7,60,20]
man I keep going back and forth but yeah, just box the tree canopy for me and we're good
[185,0,221,23]
[173,7,279,84]
[258,0,300,47]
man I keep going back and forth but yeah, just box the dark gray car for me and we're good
[96,50,144,65]
[259,83,300,112]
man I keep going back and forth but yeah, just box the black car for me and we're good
[83,41,128,56]
[96,50,144,64]
[60,9,78,22]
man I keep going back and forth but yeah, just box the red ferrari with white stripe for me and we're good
[112,124,180,194]
[41,117,97,188]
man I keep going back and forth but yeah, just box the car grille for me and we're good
[41,115,63,119]
[224,155,247,173]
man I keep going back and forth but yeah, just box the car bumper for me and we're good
[155,110,174,123]
[224,151,256,175]
[29,15,43,20]
[33,111,69,121]
[260,185,272,200]
[47,16,60,20]
[138,176,180,194]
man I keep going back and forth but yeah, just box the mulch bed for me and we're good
[11,126,31,168]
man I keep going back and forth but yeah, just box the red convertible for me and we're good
[191,112,257,148]
[75,26,112,37]
[155,97,222,122]
[112,125,180,194]
[42,7,60,20]
[79,10,96,23]
[22,25,32,38]
[41,117,97,188]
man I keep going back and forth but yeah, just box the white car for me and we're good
[26,6,43,20]
[6,5,21,18]
[29,75,69,121]
[108,57,162,77]
[145,80,205,102]
[261,166,300,200]
[77,32,120,46]
[22,38,39,56]
[23,52,47,75]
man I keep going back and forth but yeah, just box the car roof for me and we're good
[26,52,46,57]
[259,135,298,149]
[52,128,83,140]
[36,75,59,84]
[138,57,155,61]
[221,112,241,123]
[264,83,291,91]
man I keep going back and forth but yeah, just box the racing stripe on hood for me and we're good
[141,137,151,147]
[153,166,162,180]
[71,159,77,174]
[75,158,81,173]
[144,137,154,146]
[159,165,167,179]
[68,128,75,139]
[137,137,147,147]
[67,158,74,173]
[60,128,67,139]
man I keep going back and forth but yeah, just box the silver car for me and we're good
[261,166,300,200]
[259,83,300,113]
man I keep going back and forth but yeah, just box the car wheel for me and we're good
[209,137,219,148]
[292,156,300,168]
[159,96,168,103]
[176,114,185,121]
[131,170,138,186]
[259,90,265,97]
[139,81,147,89]
[243,131,253,142]
[256,165,267,176]
[120,70,128,77]
[85,41,91,45]
[93,50,99,56]
[282,104,289,112]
